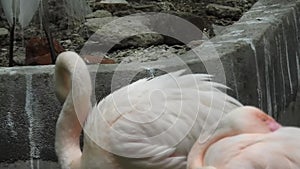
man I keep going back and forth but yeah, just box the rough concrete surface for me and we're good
[0,0,300,167]
[0,160,59,169]
[278,85,300,126]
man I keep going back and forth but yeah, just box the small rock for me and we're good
[64,39,72,45]
[85,17,118,33]
[215,0,248,8]
[213,0,254,12]
[206,3,242,21]
[95,0,129,13]
[162,12,214,45]
[156,1,176,11]
[0,28,9,37]
[109,44,188,63]
[25,37,65,65]
[85,10,112,19]
[84,15,164,51]
[132,4,157,11]
[83,55,115,64]
[13,47,26,65]
[1,48,7,51]
[187,40,205,49]
[113,9,137,17]
[100,0,128,5]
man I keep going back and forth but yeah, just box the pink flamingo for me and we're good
[186,106,300,169]
[54,51,242,169]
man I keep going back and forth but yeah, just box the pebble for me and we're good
[0,0,258,66]
[65,39,72,44]
[84,16,164,50]
[95,0,129,13]
[0,28,9,37]
[109,44,188,63]
[206,3,242,20]
[85,10,112,19]
[99,0,128,5]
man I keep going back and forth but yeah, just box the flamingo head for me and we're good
[187,106,281,169]
[222,106,281,134]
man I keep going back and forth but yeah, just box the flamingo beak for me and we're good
[267,120,281,132]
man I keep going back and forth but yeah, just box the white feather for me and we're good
[0,0,40,28]
[1,0,15,26]
[18,0,41,28]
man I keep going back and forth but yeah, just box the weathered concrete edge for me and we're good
[212,0,300,119]
[0,0,299,166]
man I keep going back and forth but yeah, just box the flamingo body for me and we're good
[54,51,242,169]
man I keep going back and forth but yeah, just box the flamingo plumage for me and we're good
[54,51,242,169]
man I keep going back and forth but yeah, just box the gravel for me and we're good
[0,0,258,67]
[109,44,189,63]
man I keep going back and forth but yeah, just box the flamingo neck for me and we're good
[55,52,92,169]
[55,94,90,169]
[187,127,234,169]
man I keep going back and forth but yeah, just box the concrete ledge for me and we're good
[209,0,300,118]
[0,0,299,167]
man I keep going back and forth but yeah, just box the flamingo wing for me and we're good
[84,71,242,169]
